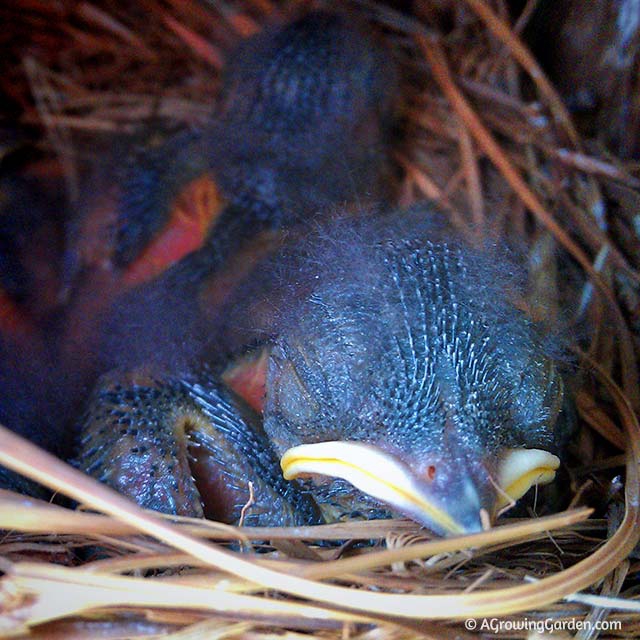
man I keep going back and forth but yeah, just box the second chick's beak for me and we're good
[254,214,566,536]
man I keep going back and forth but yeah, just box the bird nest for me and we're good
[1,0,639,638]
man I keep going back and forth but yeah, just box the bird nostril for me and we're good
[425,464,437,481]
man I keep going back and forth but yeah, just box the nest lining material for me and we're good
[1,0,640,638]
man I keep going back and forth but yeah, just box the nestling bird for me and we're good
[77,211,565,535]
[60,8,398,376]
[109,8,398,283]
[252,214,565,534]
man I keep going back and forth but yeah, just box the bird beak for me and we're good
[280,441,560,536]
[495,447,560,510]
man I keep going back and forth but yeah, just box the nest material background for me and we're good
[0,0,640,638]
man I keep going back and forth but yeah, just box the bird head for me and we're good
[261,220,565,536]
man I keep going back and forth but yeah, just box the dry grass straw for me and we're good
[1,0,640,637]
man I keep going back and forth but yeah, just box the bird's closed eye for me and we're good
[269,352,320,433]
